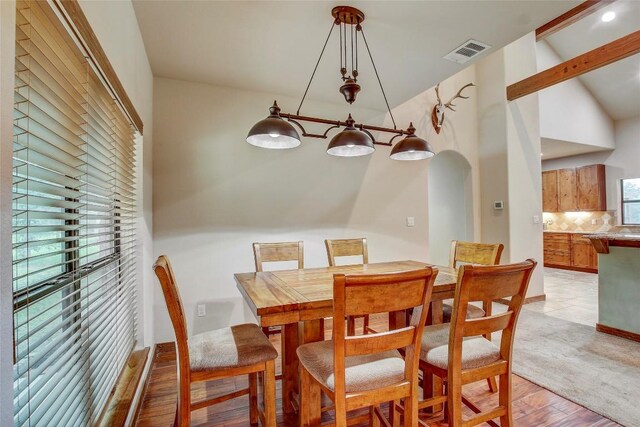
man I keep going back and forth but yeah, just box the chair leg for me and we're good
[175,377,190,427]
[499,372,513,427]
[363,315,370,335]
[249,373,258,425]
[447,378,462,427]
[347,316,356,336]
[370,405,381,427]
[300,367,321,427]
[487,376,498,393]
[403,393,417,427]
[389,401,399,427]
[264,360,276,427]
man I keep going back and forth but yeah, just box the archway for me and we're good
[428,150,474,265]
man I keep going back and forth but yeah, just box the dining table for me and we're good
[234,260,458,415]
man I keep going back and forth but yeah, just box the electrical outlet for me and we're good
[406,216,415,227]
[197,304,206,317]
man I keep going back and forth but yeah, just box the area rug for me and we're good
[506,310,640,426]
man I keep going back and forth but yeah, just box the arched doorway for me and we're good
[428,150,474,265]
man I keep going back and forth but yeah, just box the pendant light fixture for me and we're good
[246,6,435,161]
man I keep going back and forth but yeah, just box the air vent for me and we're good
[443,39,491,64]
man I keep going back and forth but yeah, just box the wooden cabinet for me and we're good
[577,164,606,211]
[542,164,605,212]
[571,234,598,270]
[544,232,598,272]
[542,170,558,212]
[558,169,577,212]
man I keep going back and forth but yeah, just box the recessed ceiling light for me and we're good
[601,11,616,22]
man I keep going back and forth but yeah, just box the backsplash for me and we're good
[542,211,617,233]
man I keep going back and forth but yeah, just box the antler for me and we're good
[444,83,475,111]
[435,83,442,105]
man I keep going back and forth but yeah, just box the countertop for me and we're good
[544,230,596,235]
[586,233,640,242]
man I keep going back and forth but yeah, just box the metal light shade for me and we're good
[326,115,375,157]
[246,101,301,149]
[389,123,434,161]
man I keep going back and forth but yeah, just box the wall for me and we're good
[152,65,481,343]
[476,33,545,297]
[78,0,155,347]
[542,116,640,215]
[537,41,614,150]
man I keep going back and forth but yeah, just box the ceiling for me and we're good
[132,1,579,112]
[545,1,640,121]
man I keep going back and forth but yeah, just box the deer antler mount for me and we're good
[431,83,475,134]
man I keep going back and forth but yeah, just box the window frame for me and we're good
[621,178,640,226]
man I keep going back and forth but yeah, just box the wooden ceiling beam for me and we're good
[536,0,615,41]
[506,30,640,101]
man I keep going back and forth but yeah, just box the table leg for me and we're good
[388,310,407,330]
[282,322,299,414]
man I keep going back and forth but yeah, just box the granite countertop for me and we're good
[587,233,640,242]
[544,230,596,235]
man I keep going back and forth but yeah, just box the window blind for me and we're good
[13,1,137,425]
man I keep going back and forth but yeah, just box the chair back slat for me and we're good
[253,241,304,272]
[333,267,437,394]
[345,327,415,357]
[462,312,513,338]
[325,238,368,266]
[449,241,504,268]
[466,269,528,302]
[343,277,427,316]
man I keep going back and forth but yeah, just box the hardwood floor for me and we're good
[136,316,618,427]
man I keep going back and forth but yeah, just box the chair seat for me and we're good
[420,324,501,370]
[442,300,485,323]
[189,323,277,372]
[297,340,405,393]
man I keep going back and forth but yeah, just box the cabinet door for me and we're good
[542,170,558,212]
[577,165,606,211]
[558,168,577,211]
[571,243,593,268]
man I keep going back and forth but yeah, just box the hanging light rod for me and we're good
[246,6,435,160]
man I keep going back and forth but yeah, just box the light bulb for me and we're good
[601,11,615,22]
[268,133,279,138]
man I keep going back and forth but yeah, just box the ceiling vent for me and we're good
[443,39,491,64]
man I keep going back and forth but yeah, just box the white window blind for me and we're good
[13,1,137,425]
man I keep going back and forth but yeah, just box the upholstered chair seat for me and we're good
[420,324,500,371]
[441,300,486,323]
[189,324,279,372]
[297,340,405,392]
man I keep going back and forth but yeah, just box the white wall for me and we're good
[0,3,17,424]
[78,0,155,347]
[537,41,614,150]
[542,116,640,213]
[152,64,482,343]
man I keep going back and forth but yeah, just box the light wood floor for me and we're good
[136,316,618,427]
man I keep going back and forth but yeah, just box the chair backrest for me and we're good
[325,238,368,266]
[153,255,190,372]
[448,260,537,371]
[449,241,504,268]
[332,268,438,397]
[253,241,304,272]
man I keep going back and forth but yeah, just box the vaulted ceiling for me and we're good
[132,1,579,111]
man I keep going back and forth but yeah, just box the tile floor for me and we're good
[523,267,598,327]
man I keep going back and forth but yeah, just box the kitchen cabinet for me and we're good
[543,232,598,272]
[542,164,605,212]
[577,164,606,211]
[542,170,558,212]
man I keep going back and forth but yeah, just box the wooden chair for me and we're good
[253,241,304,336]
[418,260,537,426]
[325,238,370,335]
[153,255,277,427]
[297,267,438,427]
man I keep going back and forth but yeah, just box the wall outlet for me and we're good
[406,216,415,227]
[197,304,206,317]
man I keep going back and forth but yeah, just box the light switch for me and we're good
[533,215,540,224]
[406,216,415,227]
[197,304,206,317]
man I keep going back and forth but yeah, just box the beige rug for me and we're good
[506,310,640,427]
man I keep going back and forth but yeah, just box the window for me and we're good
[13,1,137,425]
[621,178,640,225]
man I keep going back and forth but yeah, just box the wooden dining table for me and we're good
[234,260,458,415]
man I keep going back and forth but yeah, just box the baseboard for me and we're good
[596,323,640,343]
[97,346,150,427]
[544,263,597,274]
[495,294,546,306]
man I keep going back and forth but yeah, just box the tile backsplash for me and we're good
[542,211,617,233]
